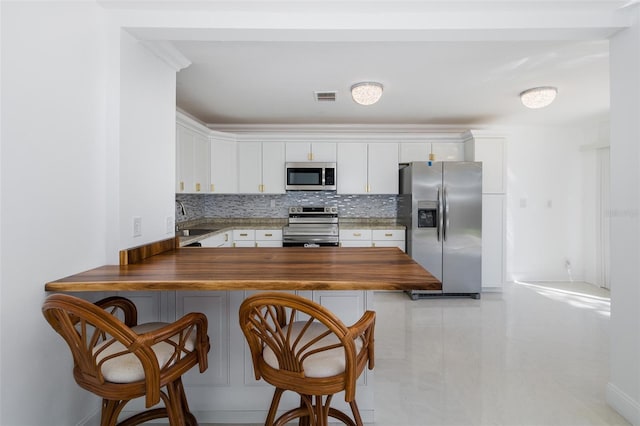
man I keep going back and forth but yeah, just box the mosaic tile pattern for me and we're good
[176,192,398,222]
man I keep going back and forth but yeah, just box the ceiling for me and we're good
[120,1,631,129]
[174,39,610,127]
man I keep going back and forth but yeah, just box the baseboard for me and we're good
[606,382,640,425]
[481,286,503,293]
[76,408,99,426]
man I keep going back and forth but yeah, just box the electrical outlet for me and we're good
[133,216,142,237]
[166,216,174,234]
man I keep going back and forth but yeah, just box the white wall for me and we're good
[506,125,589,283]
[0,4,179,425]
[607,10,640,424]
[1,2,108,424]
[118,30,177,253]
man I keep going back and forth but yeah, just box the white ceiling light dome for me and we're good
[351,82,383,106]
[520,86,558,109]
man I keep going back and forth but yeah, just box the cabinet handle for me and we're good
[211,184,215,192]
[233,242,236,247]
[372,242,376,247]
[195,183,201,192]
[259,184,264,192]
[240,233,248,237]
[224,234,228,242]
[255,242,258,247]
[180,181,184,191]
[353,233,361,237]
[385,233,393,237]
[308,152,313,161]
[265,233,273,237]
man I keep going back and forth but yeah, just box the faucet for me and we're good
[176,200,187,216]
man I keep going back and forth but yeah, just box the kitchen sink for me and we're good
[180,228,217,237]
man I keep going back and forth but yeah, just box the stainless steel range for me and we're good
[282,206,339,247]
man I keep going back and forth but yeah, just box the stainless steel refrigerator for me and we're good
[399,162,482,299]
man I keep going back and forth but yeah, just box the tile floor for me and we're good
[204,281,630,425]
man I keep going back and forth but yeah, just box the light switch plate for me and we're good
[133,216,142,237]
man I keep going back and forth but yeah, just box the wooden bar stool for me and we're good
[42,294,210,426]
[239,292,375,426]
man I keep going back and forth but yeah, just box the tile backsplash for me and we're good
[176,192,398,222]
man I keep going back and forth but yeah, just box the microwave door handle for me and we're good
[321,167,325,186]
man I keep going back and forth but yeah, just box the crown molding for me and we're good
[140,41,191,71]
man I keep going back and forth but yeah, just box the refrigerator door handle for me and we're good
[437,186,443,242]
[443,186,449,242]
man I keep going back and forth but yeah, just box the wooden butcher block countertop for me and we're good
[45,246,441,292]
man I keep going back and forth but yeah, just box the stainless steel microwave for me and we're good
[285,162,337,191]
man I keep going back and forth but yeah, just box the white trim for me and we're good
[139,40,191,71]
[606,382,640,426]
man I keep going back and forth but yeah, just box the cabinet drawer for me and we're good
[256,229,283,240]
[233,229,256,240]
[371,229,405,241]
[200,232,231,247]
[339,229,372,241]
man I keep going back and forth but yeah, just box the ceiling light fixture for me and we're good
[520,86,558,109]
[351,82,383,106]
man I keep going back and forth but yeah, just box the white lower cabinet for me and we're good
[199,232,232,247]
[255,229,283,247]
[340,228,406,251]
[372,229,406,251]
[339,229,372,247]
[232,229,256,247]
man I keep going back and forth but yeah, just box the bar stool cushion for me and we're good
[95,322,196,383]
[263,321,363,378]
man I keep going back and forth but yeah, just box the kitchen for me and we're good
[2,2,639,426]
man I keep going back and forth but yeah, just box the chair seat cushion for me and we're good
[94,322,196,383]
[262,321,363,378]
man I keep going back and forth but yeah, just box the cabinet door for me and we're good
[237,142,262,193]
[367,143,399,194]
[311,143,337,162]
[399,142,429,163]
[261,142,285,194]
[285,142,311,162]
[200,232,231,247]
[337,143,368,194]
[211,138,237,193]
[192,134,210,193]
[482,194,505,289]
[176,125,194,193]
[432,142,464,162]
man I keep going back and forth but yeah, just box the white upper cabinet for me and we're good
[286,142,337,162]
[210,137,237,193]
[237,142,285,194]
[176,123,209,194]
[337,142,398,194]
[337,143,368,194]
[368,143,399,194]
[399,142,464,163]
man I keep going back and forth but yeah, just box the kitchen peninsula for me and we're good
[45,244,439,424]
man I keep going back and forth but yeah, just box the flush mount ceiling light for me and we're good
[520,86,558,109]
[351,82,383,106]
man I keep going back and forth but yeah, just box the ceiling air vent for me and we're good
[314,91,337,102]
